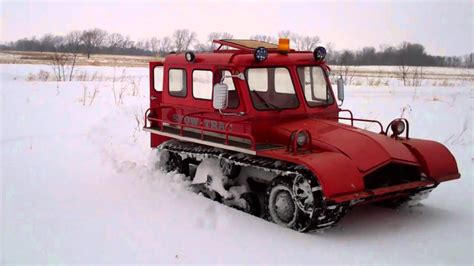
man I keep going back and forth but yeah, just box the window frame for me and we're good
[191,69,214,101]
[168,68,187,98]
[296,65,335,108]
[245,66,300,111]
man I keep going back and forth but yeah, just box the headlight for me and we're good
[391,119,406,135]
[296,132,308,146]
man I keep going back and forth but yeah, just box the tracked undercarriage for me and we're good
[159,140,348,232]
[158,140,437,232]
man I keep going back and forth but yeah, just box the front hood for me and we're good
[271,119,418,172]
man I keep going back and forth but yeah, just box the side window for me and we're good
[246,67,299,110]
[297,66,333,107]
[247,68,268,92]
[222,70,240,108]
[169,69,187,97]
[274,68,294,93]
[310,67,327,100]
[154,66,163,91]
[192,70,213,100]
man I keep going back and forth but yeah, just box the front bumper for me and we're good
[328,180,438,204]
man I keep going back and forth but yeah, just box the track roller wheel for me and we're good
[265,176,315,231]
[164,151,189,175]
[265,174,346,232]
[193,184,223,203]
[219,158,241,179]
[239,192,261,217]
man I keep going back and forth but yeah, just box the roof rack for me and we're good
[213,39,279,51]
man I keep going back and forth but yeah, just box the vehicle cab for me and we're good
[146,39,343,153]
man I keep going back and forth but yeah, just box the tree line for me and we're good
[1,28,472,68]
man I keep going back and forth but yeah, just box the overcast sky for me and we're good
[1,0,472,56]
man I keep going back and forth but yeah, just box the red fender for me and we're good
[258,149,364,198]
[402,139,460,182]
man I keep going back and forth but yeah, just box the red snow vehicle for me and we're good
[144,39,460,232]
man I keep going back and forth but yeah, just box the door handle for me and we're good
[150,96,158,100]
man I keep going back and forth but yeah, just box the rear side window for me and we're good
[192,70,213,100]
[154,66,164,91]
[222,70,240,108]
[169,69,187,97]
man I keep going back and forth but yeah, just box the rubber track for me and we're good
[158,140,348,231]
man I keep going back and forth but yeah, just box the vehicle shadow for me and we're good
[313,203,461,238]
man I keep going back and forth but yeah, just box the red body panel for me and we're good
[402,139,460,182]
[258,148,364,198]
[265,118,419,172]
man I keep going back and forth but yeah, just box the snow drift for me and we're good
[1,64,472,264]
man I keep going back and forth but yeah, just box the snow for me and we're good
[193,158,232,199]
[1,64,473,264]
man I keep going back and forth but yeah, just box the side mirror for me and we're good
[213,83,229,110]
[337,78,345,102]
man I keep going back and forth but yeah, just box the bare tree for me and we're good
[208,32,233,41]
[410,66,423,87]
[120,35,134,49]
[338,50,357,85]
[207,32,234,50]
[149,37,160,54]
[107,32,126,50]
[158,37,172,56]
[172,29,196,52]
[50,51,69,82]
[278,30,292,39]
[81,28,107,59]
[398,46,410,86]
[39,34,63,52]
[250,34,276,44]
[135,39,150,51]
[298,36,320,51]
[64,31,81,81]
[194,42,210,52]
[398,65,410,86]
[325,42,335,61]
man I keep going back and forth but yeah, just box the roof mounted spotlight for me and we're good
[185,51,196,62]
[313,46,326,61]
[254,47,268,62]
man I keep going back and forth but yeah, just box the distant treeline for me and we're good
[332,43,473,68]
[1,28,472,68]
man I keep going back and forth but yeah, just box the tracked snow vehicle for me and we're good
[144,39,460,232]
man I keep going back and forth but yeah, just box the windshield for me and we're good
[246,67,299,111]
[297,66,333,107]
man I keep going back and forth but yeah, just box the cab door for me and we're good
[149,61,164,109]
[149,61,168,147]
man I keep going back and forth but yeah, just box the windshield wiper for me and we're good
[252,91,282,111]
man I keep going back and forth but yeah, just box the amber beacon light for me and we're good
[278,38,290,53]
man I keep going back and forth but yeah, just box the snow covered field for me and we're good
[1,64,472,264]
